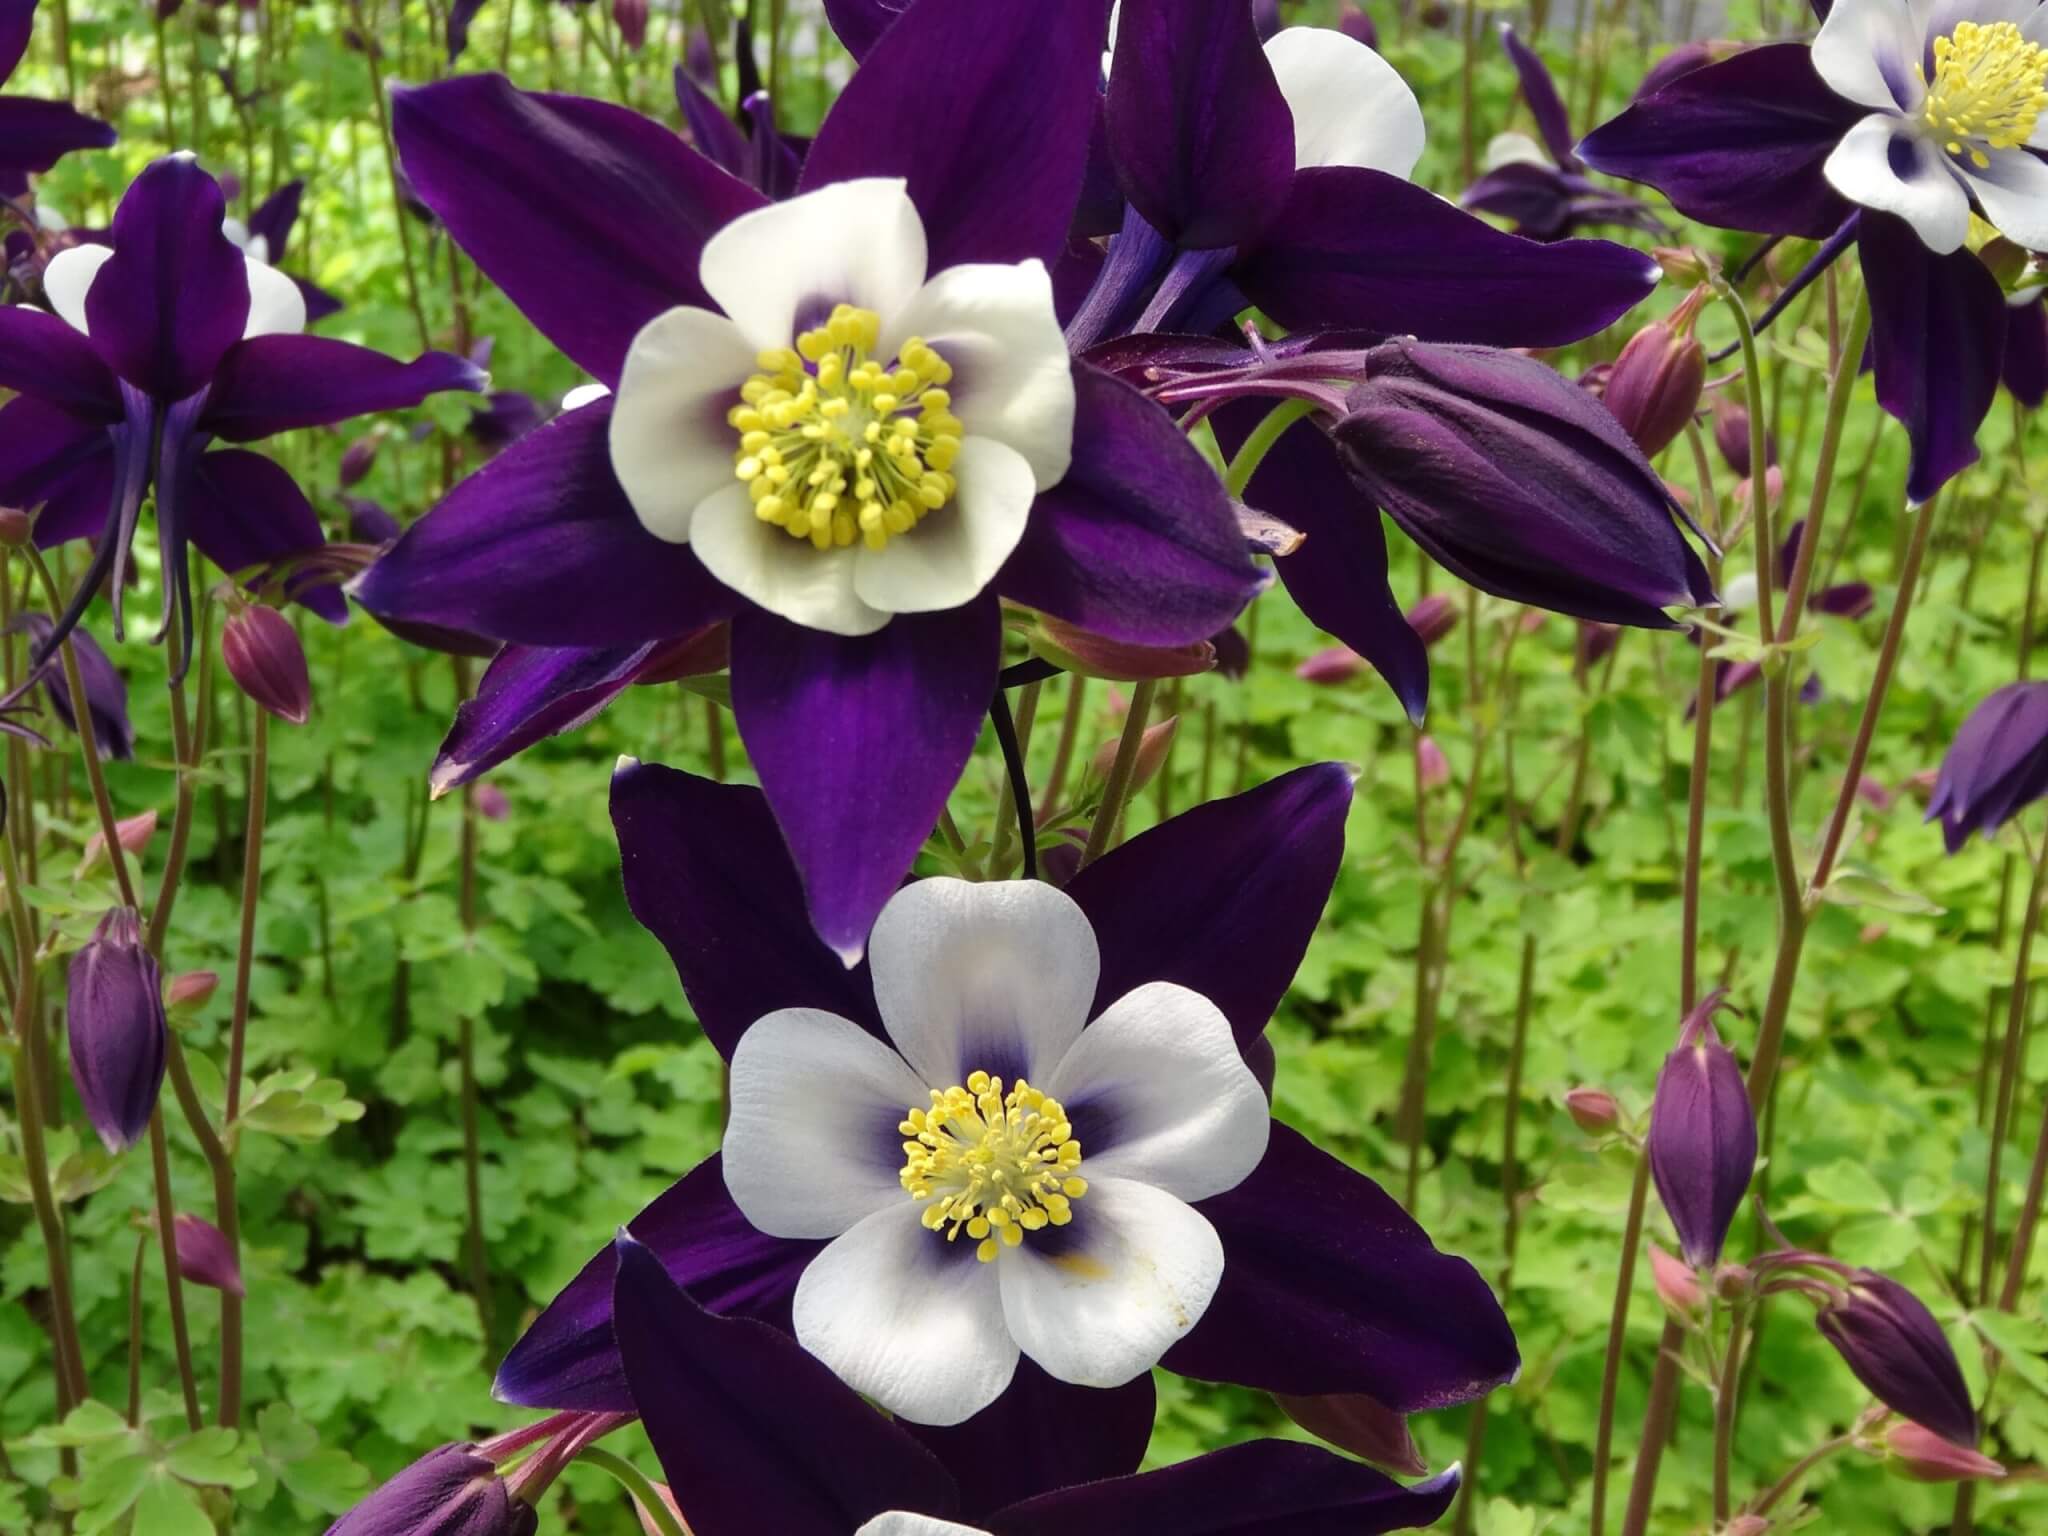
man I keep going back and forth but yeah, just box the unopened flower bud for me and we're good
[1651,243,1717,283]
[1714,1262,1753,1302]
[222,606,311,725]
[1649,1241,1705,1315]
[1297,646,1365,684]
[1900,767,1940,805]
[167,970,218,1012]
[65,908,166,1154]
[80,809,157,875]
[19,612,134,760]
[1884,1421,2005,1483]
[1603,291,1708,458]
[326,1443,537,1536]
[1336,4,1378,48]
[1816,1271,1976,1448]
[1565,1086,1621,1135]
[1033,615,1214,681]
[173,1213,244,1297]
[1647,990,1756,1267]
[1274,1391,1426,1476]
[1722,1517,1771,1536]
[1732,464,1785,513]
[337,434,381,489]
[344,496,401,545]
[1713,395,1775,477]
[1811,581,1874,619]
[613,0,648,50]
[0,506,31,546]
[1928,682,2048,851]
[1090,716,1179,795]
[1416,735,1449,790]
[1577,621,1621,671]
[474,783,510,822]
[1405,593,1459,647]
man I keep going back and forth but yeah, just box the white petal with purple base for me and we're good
[1263,26,1426,178]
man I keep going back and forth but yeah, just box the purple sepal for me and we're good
[184,449,349,624]
[1646,992,1756,1267]
[2005,297,2048,409]
[0,0,30,76]
[465,391,547,453]
[65,908,166,1154]
[0,397,117,525]
[0,96,118,183]
[0,303,120,418]
[244,179,302,260]
[1166,1124,1520,1409]
[1927,681,2048,852]
[17,611,134,759]
[820,0,912,57]
[432,642,659,793]
[324,1443,535,1536]
[445,0,486,60]
[1817,1271,1977,1449]
[674,64,749,178]
[1500,24,1578,169]
[201,335,484,441]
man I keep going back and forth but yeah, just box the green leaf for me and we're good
[165,1426,257,1488]
[1819,868,1945,916]
[132,1474,216,1536]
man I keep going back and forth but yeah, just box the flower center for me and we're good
[1919,20,2048,167]
[900,1070,1088,1263]
[727,303,964,553]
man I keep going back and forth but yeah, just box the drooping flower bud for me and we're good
[1901,768,1940,804]
[222,606,312,725]
[1032,615,1215,680]
[0,506,32,546]
[1649,1241,1705,1315]
[1090,716,1179,795]
[1816,1271,1977,1448]
[166,970,218,1012]
[1603,289,1708,458]
[1811,581,1875,619]
[1926,681,2048,851]
[1647,991,1756,1267]
[338,434,381,489]
[613,0,648,50]
[1577,621,1621,672]
[80,809,157,875]
[326,1443,538,1536]
[1712,394,1775,477]
[1636,40,1720,99]
[18,613,135,761]
[1416,735,1449,791]
[1331,341,1716,630]
[1884,1421,2005,1483]
[65,908,166,1154]
[474,784,510,822]
[173,1213,245,1297]
[1565,1086,1621,1135]
[1274,1391,1427,1476]
[344,496,402,546]
[1297,646,1365,684]
[1405,593,1459,647]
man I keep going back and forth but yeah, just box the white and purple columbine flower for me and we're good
[0,154,482,667]
[0,0,115,198]
[349,0,1264,962]
[486,762,1517,1510]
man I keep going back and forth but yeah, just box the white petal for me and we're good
[43,245,112,335]
[1813,0,1927,112]
[880,260,1075,488]
[997,1176,1223,1389]
[1482,130,1552,172]
[1046,982,1269,1203]
[221,216,252,251]
[724,1007,930,1239]
[609,306,760,542]
[687,483,890,635]
[1824,113,1973,252]
[856,1518,991,1536]
[1263,27,1425,178]
[851,436,1035,616]
[793,1205,1018,1425]
[1963,144,2048,250]
[561,381,611,411]
[242,256,306,338]
[699,177,928,353]
[2026,0,2048,47]
[868,878,1102,1090]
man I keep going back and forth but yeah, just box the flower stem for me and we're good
[453,658,494,1349]
[1222,399,1314,499]
[1078,678,1156,869]
[1617,1318,1685,1536]
[1713,1300,1751,1524]
[578,1445,687,1536]
[1041,672,1087,821]
[145,1104,203,1430]
[1981,826,2048,1306]
[1589,1149,1652,1536]
[1753,1433,1854,1515]
[350,0,435,352]
[126,1229,147,1424]
[988,679,1040,879]
[1680,421,1725,1013]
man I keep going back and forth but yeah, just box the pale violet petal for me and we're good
[1963,143,2048,250]
[724,1008,930,1240]
[867,877,1100,1090]
[879,260,1075,488]
[1813,0,1928,112]
[1046,982,1270,1203]
[996,1176,1223,1389]
[1823,113,1972,251]
[43,245,112,335]
[855,1518,991,1536]
[687,483,890,635]
[793,1204,1018,1426]
[1263,26,1425,177]
[851,436,1035,616]
[242,256,306,339]
[609,306,760,542]
[699,177,928,353]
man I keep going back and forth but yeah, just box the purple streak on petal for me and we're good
[731,598,1001,964]
[1577,43,1860,240]
[799,0,1100,270]
[431,642,658,792]
[349,400,740,647]
[200,334,484,441]
[1167,1124,1519,1408]
[392,76,766,385]
[616,1233,960,1536]
[494,1155,822,1411]
[0,301,120,418]
[611,761,884,1055]
[908,1364,1152,1520]
[85,155,248,400]
[1860,212,2005,505]
[1105,0,1293,251]
[0,96,119,180]
[820,0,911,57]
[1000,363,1264,646]
[2005,298,2048,409]
[182,448,348,623]
[675,64,750,177]
[1500,25,1578,169]
[1236,168,1659,347]
[244,178,302,260]
[1065,764,1353,1049]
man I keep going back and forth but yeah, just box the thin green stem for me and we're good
[579,1446,686,1536]
[1222,400,1313,499]
[1078,679,1157,868]
[1753,1434,1854,1515]
[147,1108,203,1430]
[1979,827,2048,1303]
[1713,1302,1751,1524]
[1589,1150,1653,1536]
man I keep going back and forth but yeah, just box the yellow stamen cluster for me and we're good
[900,1070,1088,1263]
[1919,20,2048,168]
[727,303,963,552]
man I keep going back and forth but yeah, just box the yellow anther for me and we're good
[899,1071,1089,1261]
[1920,21,2048,161]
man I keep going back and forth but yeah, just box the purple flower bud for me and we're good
[338,434,382,489]
[466,392,547,453]
[326,1444,537,1536]
[223,607,312,726]
[1647,991,1756,1267]
[1817,1271,1976,1447]
[1297,645,1365,684]
[17,613,135,761]
[344,496,403,546]
[1713,395,1775,477]
[1336,4,1378,48]
[474,783,510,822]
[1928,682,2048,852]
[1812,581,1875,620]
[1034,615,1215,680]
[1577,621,1622,671]
[1331,341,1716,630]
[1603,291,1708,458]
[65,908,166,1154]
[1209,623,1250,681]
[1416,735,1449,790]
[613,0,648,51]
[1405,593,1459,647]
[1885,1421,2005,1483]
[173,1213,245,1296]
[1565,1086,1621,1134]
[1274,1391,1426,1476]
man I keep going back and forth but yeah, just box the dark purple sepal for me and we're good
[1500,25,1578,169]
[1167,1124,1519,1407]
[1859,212,2006,505]
[1105,0,1293,251]
[1459,161,1579,241]
[820,0,911,57]
[183,449,348,623]
[445,0,487,60]
[1576,43,1861,240]
[611,761,883,1054]
[349,400,739,648]
[17,612,134,759]
[85,155,249,401]
[1000,363,1265,646]
[799,0,1100,271]
[391,76,766,385]
[614,1232,960,1536]
[2004,298,2048,409]
[731,597,1001,965]
[1926,681,2048,851]
[493,1154,820,1410]
[201,335,484,441]
[674,64,750,178]
[1235,167,1660,347]
[1816,1271,1977,1448]
[24,450,115,550]
[295,277,344,324]
[65,908,166,1154]
[325,1443,534,1536]
[244,179,302,261]
[1,0,31,76]
[432,642,659,793]
[1646,993,1756,1268]
[0,396,113,516]
[0,303,120,418]
[1065,763,1352,1050]
[0,96,118,181]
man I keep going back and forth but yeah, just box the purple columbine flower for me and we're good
[0,153,482,672]
[1927,680,2048,850]
[0,0,117,197]
[1647,991,1757,1268]
[65,907,166,1154]
[348,0,1264,962]
[222,178,343,322]
[326,1442,536,1536]
[13,611,134,759]
[1579,1,2048,503]
[1816,1270,1977,1447]
[603,1226,1464,1536]
[490,763,1516,1509]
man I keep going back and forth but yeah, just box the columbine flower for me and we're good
[1815,1270,1978,1447]
[1647,991,1756,1268]
[12,612,132,759]
[0,0,116,197]
[326,1442,537,1536]
[222,178,343,322]
[1926,679,2048,849]
[0,153,482,669]
[490,763,1516,1499]
[350,0,1262,960]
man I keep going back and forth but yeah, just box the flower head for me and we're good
[1927,680,2048,849]
[1816,1270,1977,1447]
[1647,991,1757,1267]
[64,907,166,1154]
[13,612,133,759]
